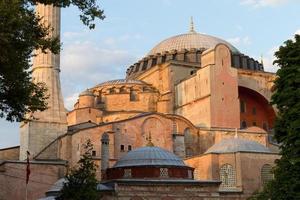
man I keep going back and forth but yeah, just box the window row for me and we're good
[240,100,257,115]
[120,145,132,152]
[219,163,273,189]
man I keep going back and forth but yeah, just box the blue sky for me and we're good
[1,0,300,148]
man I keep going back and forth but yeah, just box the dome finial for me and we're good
[146,132,154,147]
[189,16,196,33]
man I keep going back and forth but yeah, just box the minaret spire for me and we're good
[20,3,67,160]
[260,54,264,66]
[189,16,196,33]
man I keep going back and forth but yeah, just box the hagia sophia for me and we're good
[0,4,280,200]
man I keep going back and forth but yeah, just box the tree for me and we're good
[249,34,300,199]
[0,0,104,122]
[57,139,98,200]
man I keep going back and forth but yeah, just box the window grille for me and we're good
[261,164,273,185]
[160,168,168,178]
[188,170,193,179]
[220,164,236,188]
[193,168,200,180]
[123,169,132,178]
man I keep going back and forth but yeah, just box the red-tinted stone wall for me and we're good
[239,87,275,130]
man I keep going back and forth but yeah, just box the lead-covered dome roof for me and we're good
[205,138,272,154]
[113,146,187,168]
[96,79,147,87]
[147,31,239,56]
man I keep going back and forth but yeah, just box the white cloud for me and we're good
[241,0,289,7]
[64,93,79,110]
[103,34,143,46]
[260,46,279,72]
[227,36,252,46]
[295,29,300,35]
[60,41,138,110]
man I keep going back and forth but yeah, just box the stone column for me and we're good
[101,133,110,179]
[19,4,67,160]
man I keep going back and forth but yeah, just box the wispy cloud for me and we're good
[295,29,300,35]
[60,41,137,110]
[240,0,289,7]
[227,36,252,46]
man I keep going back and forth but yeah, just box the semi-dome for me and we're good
[113,146,186,168]
[147,31,239,56]
[79,89,94,97]
[205,138,272,154]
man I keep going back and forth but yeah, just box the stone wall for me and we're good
[0,146,19,160]
[100,180,221,200]
[0,160,66,200]
[185,152,279,199]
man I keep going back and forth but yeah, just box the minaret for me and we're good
[101,132,110,179]
[19,3,67,160]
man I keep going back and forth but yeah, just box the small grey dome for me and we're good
[205,138,271,154]
[148,32,240,56]
[79,89,94,97]
[113,146,186,168]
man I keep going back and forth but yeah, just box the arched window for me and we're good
[261,164,273,185]
[109,87,116,94]
[119,86,126,93]
[220,164,236,188]
[241,121,247,129]
[184,128,194,157]
[263,122,268,131]
[130,88,138,101]
[240,100,246,113]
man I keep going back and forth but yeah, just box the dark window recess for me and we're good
[92,150,96,156]
[241,121,247,129]
[253,122,257,126]
[134,64,140,72]
[120,145,125,151]
[130,90,138,101]
[142,61,148,70]
[128,145,132,151]
[152,58,157,66]
[263,122,268,131]
[240,101,246,113]
[252,107,256,115]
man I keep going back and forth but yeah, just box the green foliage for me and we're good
[29,0,105,29]
[57,139,98,200]
[0,0,104,122]
[249,34,300,200]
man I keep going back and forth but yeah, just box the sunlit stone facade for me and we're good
[0,6,280,200]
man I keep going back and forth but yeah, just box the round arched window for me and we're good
[261,164,273,185]
[220,164,236,188]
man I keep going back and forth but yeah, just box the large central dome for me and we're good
[147,31,239,56]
